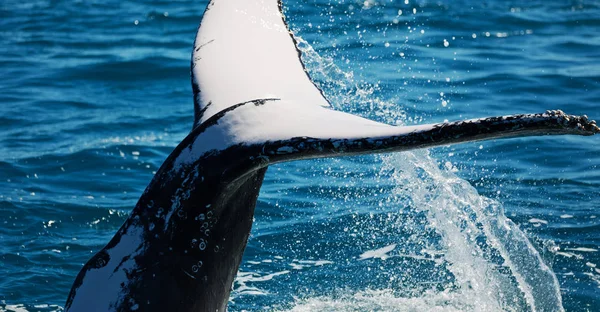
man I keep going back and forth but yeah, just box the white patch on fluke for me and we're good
[192,0,330,123]
[173,98,435,168]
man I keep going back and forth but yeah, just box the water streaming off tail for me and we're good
[382,150,563,312]
[277,34,565,312]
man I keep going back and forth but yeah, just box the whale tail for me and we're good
[181,95,598,169]
[65,0,598,310]
[191,0,330,128]
[190,0,598,164]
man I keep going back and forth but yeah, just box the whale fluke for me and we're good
[267,109,599,163]
[64,0,598,310]
[191,0,330,128]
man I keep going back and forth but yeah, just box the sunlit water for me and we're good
[1,0,599,311]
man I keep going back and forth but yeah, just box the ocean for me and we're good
[1,0,599,311]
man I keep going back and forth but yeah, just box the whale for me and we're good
[64,0,599,311]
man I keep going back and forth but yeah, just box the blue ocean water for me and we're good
[1,0,599,311]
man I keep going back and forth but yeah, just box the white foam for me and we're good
[565,247,597,253]
[276,289,492,312]
[528,218,549,225]
[359,244,397,260]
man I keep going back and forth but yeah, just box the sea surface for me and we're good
[1,0,599,311]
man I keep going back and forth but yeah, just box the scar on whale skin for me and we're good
[64,0,600,311]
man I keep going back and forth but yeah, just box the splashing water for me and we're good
[284,30,565,312]
[383,150,563,312]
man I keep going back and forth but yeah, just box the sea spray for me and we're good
[384,150,564,311]
[292,28,565,311]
